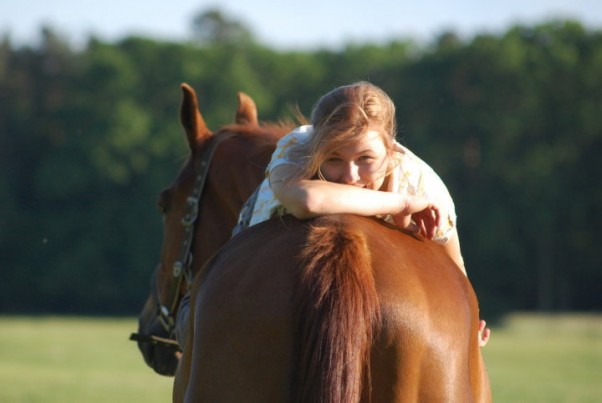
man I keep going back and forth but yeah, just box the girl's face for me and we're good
[319,130,390,190]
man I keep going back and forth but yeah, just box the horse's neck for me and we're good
[193,127,288,270]
[192,152,268,267]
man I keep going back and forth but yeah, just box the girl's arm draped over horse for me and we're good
[269,163,442,240]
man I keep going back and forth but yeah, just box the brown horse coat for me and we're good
[136,84,292,375]
[174,214,491,403]
[134,84,490,401]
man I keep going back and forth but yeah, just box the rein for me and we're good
[131,131,236,347]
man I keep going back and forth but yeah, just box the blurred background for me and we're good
[1,1,601,402]
[1,0,600,318]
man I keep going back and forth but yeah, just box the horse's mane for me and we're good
[218,120,296,140]
[293,215,381,403]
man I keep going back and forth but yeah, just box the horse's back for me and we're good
[178,214,490,402]
[359,216,486,401]
[180,217,308,402]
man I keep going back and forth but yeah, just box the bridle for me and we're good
[131,131,236,347]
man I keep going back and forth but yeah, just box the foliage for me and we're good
[191,7,255,46]
[0,17,600,316]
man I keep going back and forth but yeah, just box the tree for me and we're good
[1,20,600,315]
[190,8,254,46]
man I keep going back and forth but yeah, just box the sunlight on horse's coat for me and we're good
[136,84,491,402]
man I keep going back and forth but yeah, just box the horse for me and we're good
[133,83,294,375]
[173,214,492,402]
[136,83,491,402]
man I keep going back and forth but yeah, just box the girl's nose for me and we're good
[340,162,361,185]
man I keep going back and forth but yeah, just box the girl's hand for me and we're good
[411,203,441,239]
[393,196,441,239]
[479,320,491,347]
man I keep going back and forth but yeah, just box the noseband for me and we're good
[131,131,236,347]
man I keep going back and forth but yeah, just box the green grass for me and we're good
[0,317,172,403]
[483,313,602,403]
[1,314,601,402]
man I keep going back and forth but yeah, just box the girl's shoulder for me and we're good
[395,142,420,162]
[394,142,438,176]
[393,143,424,173]
[276,125,313,147]
[269,125,313,170]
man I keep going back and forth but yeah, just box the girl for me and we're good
[177,82,490,348]
[236,81,490,346]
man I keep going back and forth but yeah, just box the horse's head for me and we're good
[134,83,291,375]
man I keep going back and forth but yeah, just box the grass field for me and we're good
[482,313,602,402]
[0,317,173,403]
[1,314,601,402]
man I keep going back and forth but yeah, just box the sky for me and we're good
[2,0,602,50]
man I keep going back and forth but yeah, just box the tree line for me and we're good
[1,16,600,319]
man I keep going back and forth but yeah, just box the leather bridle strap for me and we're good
[157,131,237,335]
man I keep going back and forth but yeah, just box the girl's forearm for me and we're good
[273,179,408,219]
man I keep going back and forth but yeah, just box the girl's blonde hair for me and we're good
[292,81,398,180]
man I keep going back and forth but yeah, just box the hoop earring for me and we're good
[317,166,326,181]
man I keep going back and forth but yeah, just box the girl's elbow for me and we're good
[286,199,316,219]
[272,181,324,219]
[282,192,321,220]
[288,207,313,220]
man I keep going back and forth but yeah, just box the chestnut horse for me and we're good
[136,84,491,401]
[174,214,491,402]
[134,83,293,375]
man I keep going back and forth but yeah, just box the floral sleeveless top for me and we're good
[243,125,457,244]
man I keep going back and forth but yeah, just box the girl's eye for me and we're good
[358,155,375,163]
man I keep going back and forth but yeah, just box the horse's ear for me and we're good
[180,83,212,150]
[235,92,258,126]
